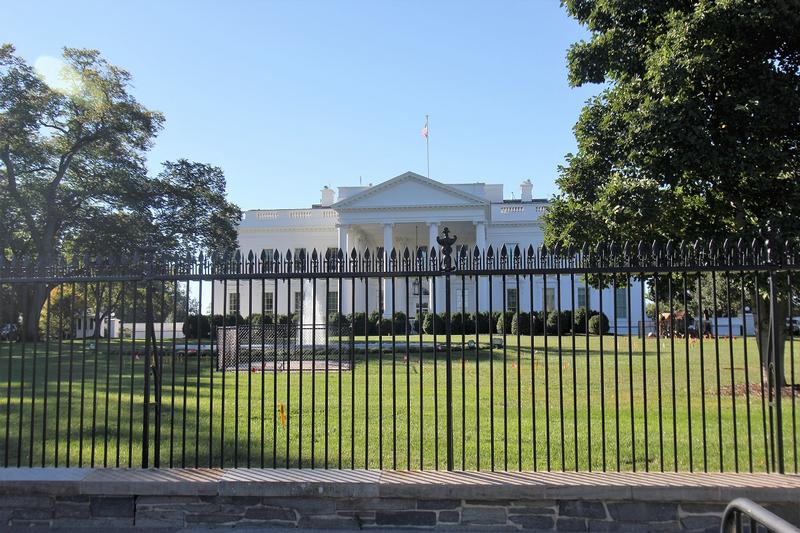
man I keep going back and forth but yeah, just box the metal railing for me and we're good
[0,232,798,471]
[720,498,800,532]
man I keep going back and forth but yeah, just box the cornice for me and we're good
[239,226,336,234]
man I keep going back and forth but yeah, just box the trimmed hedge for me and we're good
[182,314,211,338]
[572,307,598,334]
[589,312,610,335]
[545,310,573,334]
[450,312,475,335]
[422,312,446,334]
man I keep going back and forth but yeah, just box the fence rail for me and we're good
[0,234,798,472]
[720,498,800,533]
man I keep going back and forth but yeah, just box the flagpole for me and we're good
[425,114,430,180]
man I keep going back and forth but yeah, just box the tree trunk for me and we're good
[753,292,787,388]
[19,282,49,342]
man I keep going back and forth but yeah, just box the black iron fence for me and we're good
[0,233,798,472]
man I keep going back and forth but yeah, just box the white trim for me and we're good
[332,171,489,209]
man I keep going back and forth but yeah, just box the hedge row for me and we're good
[415,308,610,335]
[184,308,611,338]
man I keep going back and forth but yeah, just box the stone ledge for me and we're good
[0,469,797,504]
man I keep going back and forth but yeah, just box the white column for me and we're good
[428,222,439,314]
[337,224,350,314]
[475,221,489,311]
[382,223,393,318]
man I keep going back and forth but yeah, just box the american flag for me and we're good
[421,118,428,139]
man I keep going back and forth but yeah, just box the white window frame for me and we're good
[263,292,274,315]
[228,292,240,315]
[615,287,628,319]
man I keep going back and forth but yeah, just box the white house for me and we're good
[214,171,643,333]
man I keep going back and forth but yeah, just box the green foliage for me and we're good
[495,311,515,334]
[212,314,244,328]
[375,317,393,334]
[422,312,445,335]
[509,312,531,336]
[546,2,800,247]
[470,312,492,334]
[546,310,573,335]
[392,312,408,334]
[492,311,515,334]
[450,312,475,335]
[588,313,610,335]
[247,313,272,325]
[328,311,350,330]
[182,314,211,338]
[349,312,372,336]
[0,45,242,339]
[572,307,598,334]
[530,311,544,335]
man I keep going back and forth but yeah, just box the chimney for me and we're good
[320,185,335,206]
[520,179,533,202]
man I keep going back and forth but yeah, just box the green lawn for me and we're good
[1,333,798,472]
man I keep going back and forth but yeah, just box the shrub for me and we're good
[589,312,610,335]
[509,312,531,335]
[247,313,272,325]
[450,312,474,335]
[182,314,211,338]
[349,312,373,335]
[530,311,544,335]
[392,312,408,334]
[375,317,393,334]
[328,311,350,329]
[368,310,383,327]
[572,307,598,334]
[422,312,446,334]
[275,313,294,325]
[545,310,572,335]
[470,312,492,334]
[211,314,243,328]
[494,311,516,334]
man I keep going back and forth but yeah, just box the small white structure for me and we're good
[74,314,116,339]
[215,171,646,334]
[120,322,186,340]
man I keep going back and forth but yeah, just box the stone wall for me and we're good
[1,469,798,530]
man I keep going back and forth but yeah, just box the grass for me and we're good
[0,332,799,473]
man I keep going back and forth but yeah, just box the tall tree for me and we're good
[0,45,241,339]
[545,0,800,385]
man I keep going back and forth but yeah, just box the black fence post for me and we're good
[766,233,785,474]
[438,228,457,471]
[141,249,158,468]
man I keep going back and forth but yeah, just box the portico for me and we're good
[333,173,490,317]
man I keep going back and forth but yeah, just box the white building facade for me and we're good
[215,171,643,333]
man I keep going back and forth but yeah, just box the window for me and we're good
[327,291,339,312]
[326,247,339,260]
[506,288,519,311]
[615,288,628,319]
[228,293,239,314]
[294,291,303,312]
[577,287,588,309]
[262,292,274,315]
[544,288,555,311]
[262,248,274,265]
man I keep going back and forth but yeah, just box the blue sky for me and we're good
[5,0,599,210]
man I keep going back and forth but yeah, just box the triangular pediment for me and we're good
[332,172,488,210]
